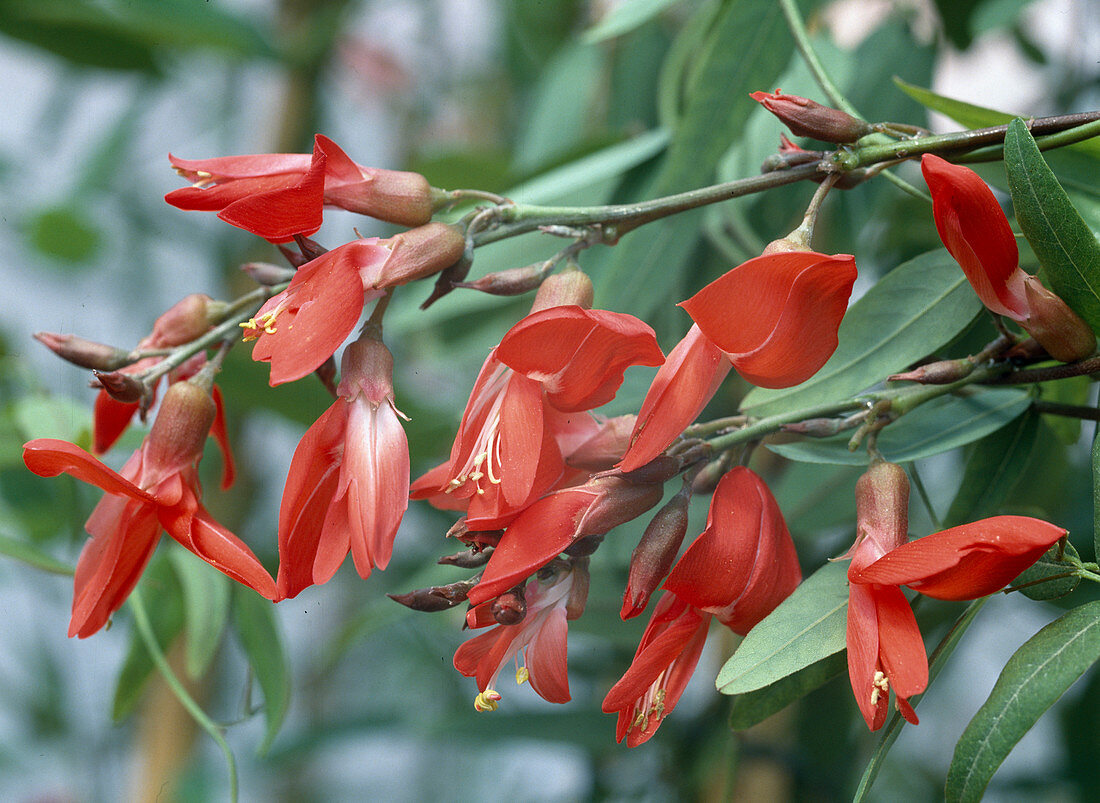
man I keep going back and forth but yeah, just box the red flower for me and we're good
[852,515,1067,601]
[843,462,926,730]
[680,251,857,389]
[663,467,802,634]
[921,154,1094,362]
[601,593,711,747]
[454,566,574,709]
[243,239,391,386]
[275,334,409,599]
[617,324,730,473]
[411,305,664,529]
[23,381,276,638]
[466,475,663,607]
[166,134,435,242]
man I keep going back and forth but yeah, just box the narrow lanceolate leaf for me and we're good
[717,561,848,695]
[944,411,1039,528]
[583,0,680,43]
[741,251,982,417]
[169,545,230,680]
[233,585,290,755]
[1093,397,1100,561]
[727,652,846,730]
[946,601,1100,802]
[768,389,1032,466]
[1005,118,1100,334]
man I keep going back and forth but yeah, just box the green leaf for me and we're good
[596,0,791,317]
[24,205,102,264]
[944,410,1039,527]
[583,0,679,42]
[768,388,1033,466]
[1005,118,1100,334]
[112,557,184,721]
[894,79,1100,161]
[727,651,846,730]
[741,251,983,416]
[1093,399,1100,561]
[717,561,848,694]
[946,601,1100,802]
[233,585,289,755]
[1041,375,1091,444]
[1014,540,1081,601]
[0,531,73,575]
[168,545,230,680]
[11,395,92,445]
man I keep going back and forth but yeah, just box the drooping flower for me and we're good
[455,566,575,710]
[23,380,276,638]
[166,134,436,242]
[410,300,664,530]
[466,474,664,607]
[602,592,711,747]
[245,226,465,387]
[921,154,1094,362]
[680,251,857,389]
[852,515,1068,601]
[617,324,730,473]
[843,461,927,730]
[275,333,409,600]
[663,466,802,635]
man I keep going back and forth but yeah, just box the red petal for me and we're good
[165,502,277,600]
[314,134,364,185]
[216,148,327,242]
[921,154,1028,319]
[23,439,155,503]
[497,306,664,412]
[92,391,139,454]
[168,151,312,182]
[618,324,730,473]
[525,606,571,703]
[210,385,236,490]
[846,581,884,730]
[680,253,856,388]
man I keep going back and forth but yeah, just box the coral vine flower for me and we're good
[243,239,392,385]
[680,251,857,389]
[411,304,664,529]
[23,381,276,638]
[921,154,1095,362]
[455,567,574,709]
[853,515,1068,601]
[602,592,711,747]
[618,324,730,473]
[166,134,434,242]
[275,334,409,599]
[663,466,802,635]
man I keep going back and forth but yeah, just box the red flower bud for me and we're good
[751,89,872,143]
[34,332,131,371]
[622,488,691,619]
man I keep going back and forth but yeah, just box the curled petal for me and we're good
[168,151,313,185]
[210,385,236,490]
[496,305,664,412]
[24,439,155,503]
[680,252,857,388]
[214,149,327,242]
[921,154,1028,319]
[618,324,730,473]
[853,516,1067,600]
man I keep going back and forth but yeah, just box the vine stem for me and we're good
[853,595,991,801]
[129,586,239,803]
[778,0,860,117]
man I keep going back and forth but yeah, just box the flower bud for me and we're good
[889,358,974,384]
[419,244,474,309]
[325,166,435,228]
[750,89,872,143]
[848,462,909,574]
[438,547,493,569]
[376,222,467,287]
[456,264,548,296]
[240,261,297,285]
[34,332,131,371]
[490,586,527,625]
[578,476,664,537]
[618,454,683,485]
[148,294,215,346]
[93,370,146,404]
[145,380,216,471]
[783,417,845,437]
[388,578,479,612]
[566,557,590,620]
[1019,276,1096,362]
[529,269,594,312]
[622,487,691,619]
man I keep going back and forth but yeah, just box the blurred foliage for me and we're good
[1,0,1099,800]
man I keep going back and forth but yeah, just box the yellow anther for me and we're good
[516,667,530,686]
[239,309,282,342]
[474,689,502,712]
[870,671,890,706]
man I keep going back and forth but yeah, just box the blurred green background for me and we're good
[1,0,1098,800]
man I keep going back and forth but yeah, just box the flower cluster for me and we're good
[22,123,1080,748]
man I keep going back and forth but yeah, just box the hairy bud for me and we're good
[622,487,691,619]
[388,578,479,612]
[751,89,872,143]
[889,358,974,384]
[241,261,297,285]
[35,332,131,371]
[92,370,147,404]
[456,264,548,296]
